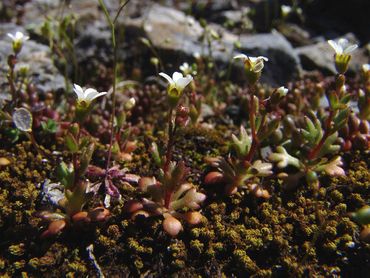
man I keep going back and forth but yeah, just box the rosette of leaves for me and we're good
[269,110,348,190]
[124,161,206,237]
[38,126,111,237]
[39,164,110,238]
[205,125,272,198]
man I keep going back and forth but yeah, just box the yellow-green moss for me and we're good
[233,249,258,273]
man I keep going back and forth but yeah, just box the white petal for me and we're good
[277,86,288,96]
[253,60,265,72]
[159,72,174,85]
[7,33,15,40]
[73,84,84,100]
[84,88,99,101]
[15,32,24,39]
[233,54,248,60]
[328,40,342,54]
[172,72,184,83]
[90,92,107,101]
[176,75,193,91]
[180,62,189,71]
[338,38,349,49]
[258,56,269,62]
[344,44,358,54]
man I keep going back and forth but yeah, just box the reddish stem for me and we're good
[163,108,177,209]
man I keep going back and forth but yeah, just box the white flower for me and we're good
[281,5,292,16]
[233,54,269,73]
[179,62,190,73]
[193,52,201,59]
[276,86,288,97]
[73,84,107,106]
[327,38,358,55]
[7,31,29,43]
[179,62,197,76]
[159,71,193,94]
[124,97,136,110]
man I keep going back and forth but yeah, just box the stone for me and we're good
[122,5,300,85]
[20,1,301,85]
[0,23,65,95]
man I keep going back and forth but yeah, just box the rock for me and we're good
[277,23,312,47]
[0,23,65,95]
[295,34,367,75]
[21,2,301,85]
[122,5,300,85]
[210,8,253,32]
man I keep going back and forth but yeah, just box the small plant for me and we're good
[38,84,110,237]
[269,38,357,190]
[205,54,285,198]
[339,64,370,150]
[124,71,206,236]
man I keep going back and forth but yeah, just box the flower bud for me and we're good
[124,97,136,111]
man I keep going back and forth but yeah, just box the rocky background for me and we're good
[0,0,369,92]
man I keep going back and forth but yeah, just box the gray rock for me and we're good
[121,5,300,85]
[0,23,65,94]
[21,1,301,85]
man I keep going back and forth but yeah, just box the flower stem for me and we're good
[245,85,259,162]
[98,0,131,171]
[7,55,17,108]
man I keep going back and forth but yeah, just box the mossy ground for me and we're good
[0,121,369,277]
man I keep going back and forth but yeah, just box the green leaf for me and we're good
[259,117,280,142]
[317,132,340,158]
[56,162,74,188]
[333,108,349,131]
[79,143,95,176]
[13,108,32,132]
[340,94,351,105]
[65,133,79,153]
[41,119,58,133]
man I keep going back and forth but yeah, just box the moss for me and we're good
[302,241,316,258]
[233,249,258,273]
[324,225,337,238]
[0,258,6,270]
[107,224,121,240]
[190,240,204,255]
[27,258,39,270]
[127,238,153,255]
[8,244,25,256]
[134,258,144,270]
[38,256,55,267]
[13,260,25,270]
[330,190,344,202]
[98,235,116,248]
[323,241,337,253]
[67,261,87,273]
